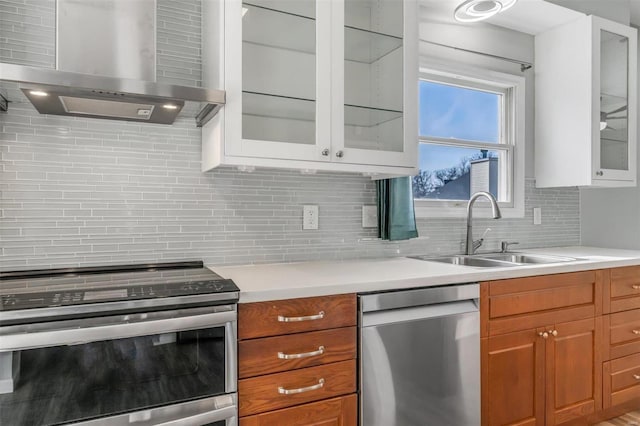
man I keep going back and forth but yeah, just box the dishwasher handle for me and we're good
[361,299,478,328]
[360,283,479,313]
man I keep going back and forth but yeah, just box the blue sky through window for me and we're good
[419,80,500,171]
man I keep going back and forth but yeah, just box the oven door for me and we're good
[0,305,237,426]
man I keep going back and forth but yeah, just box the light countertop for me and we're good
[209,246,640,303]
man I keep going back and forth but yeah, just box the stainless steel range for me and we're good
[0,261,239,426]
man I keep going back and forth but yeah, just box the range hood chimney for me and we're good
[0,0,224,126]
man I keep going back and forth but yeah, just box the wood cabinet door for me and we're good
[545,317,602,425]
[482,329,545,426]
[241,394,357,426]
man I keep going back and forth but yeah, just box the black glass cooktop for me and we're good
[0,261,239,313]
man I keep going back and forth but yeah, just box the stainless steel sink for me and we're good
[476,253,579,264]
[411,252,580,267]
[410,255,518,268]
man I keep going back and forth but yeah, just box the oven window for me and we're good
[0,327,226,425]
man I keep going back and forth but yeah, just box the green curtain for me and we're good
[376,176,418,241]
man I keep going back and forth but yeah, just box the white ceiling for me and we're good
[489,0,584,34]
[420,0,634,35]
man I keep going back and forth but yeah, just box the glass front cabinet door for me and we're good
[595,18,637,183]
[202,0,418,175]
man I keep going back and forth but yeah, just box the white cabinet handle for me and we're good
[278,311,325,323]
[634,374,640,380]
[632,329,640,335]
[278,346,325,360]
[278,378,325,395]
[632,285,640,290]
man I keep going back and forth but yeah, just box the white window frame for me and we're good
[414,63,525,219]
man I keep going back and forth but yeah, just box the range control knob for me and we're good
[181,284,200,291]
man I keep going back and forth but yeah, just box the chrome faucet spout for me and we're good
[465,191,502,255]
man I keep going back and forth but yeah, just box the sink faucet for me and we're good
[465,191,502,255]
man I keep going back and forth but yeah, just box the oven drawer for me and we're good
[604,352,640,408]
[239,327,356,378]
[238,294,356,339]
[238,359,356,417]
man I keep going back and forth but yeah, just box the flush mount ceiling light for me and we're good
[454,0,518,23]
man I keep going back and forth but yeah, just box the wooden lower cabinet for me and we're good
[239,295,358,425]
[482,319,602,426]
[240,394,357,426]
[482,329,545,426]
[546,318,602,425]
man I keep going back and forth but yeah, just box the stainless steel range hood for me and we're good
[0,0,224,126]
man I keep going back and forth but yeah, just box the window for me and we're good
[414,65,525,218]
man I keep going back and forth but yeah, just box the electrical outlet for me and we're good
[303,205,319,230]
[533,207,542,225]
[362,205,377,228]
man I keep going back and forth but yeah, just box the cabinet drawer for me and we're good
[604,352,640,408]
[238,360,356,417]
[240,394,357,426]
[607,309,640,359]
[485,271,601,335]
[239,327,356,379]
[238,294,356,340]
[609,266,640,313]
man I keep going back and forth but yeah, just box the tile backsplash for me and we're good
[0,0,580,271]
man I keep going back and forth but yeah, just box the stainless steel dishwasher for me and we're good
[359,283,480,426]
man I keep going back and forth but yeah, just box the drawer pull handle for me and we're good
[633,330,640,335]
[634,374,640,380]
[278,346,325,360]
[633,285,640,290]
[278,378,325,395]
[277,311,325,323]
[538,332,549,339]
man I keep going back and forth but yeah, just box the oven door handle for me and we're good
[0,309,237,352]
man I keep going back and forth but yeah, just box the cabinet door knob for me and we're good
[549,330,558,337]
[539,331,549,339]
[335,150,344,158]
[634,374,640,380]
[632,285,640,290]
[321,149,329,156]
[596,170,604,176]
[632,329,640,335]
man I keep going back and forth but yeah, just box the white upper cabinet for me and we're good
[534,15,637,188]
[202,0,418,176]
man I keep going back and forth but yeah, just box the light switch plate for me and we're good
[362,205,377,228]
[303,205,319,230]
[533,207,542,225]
